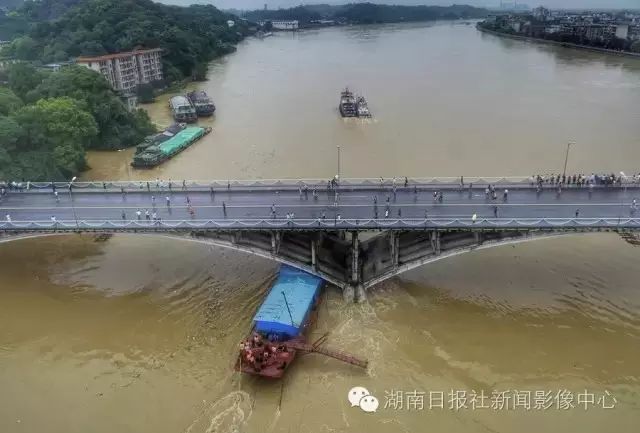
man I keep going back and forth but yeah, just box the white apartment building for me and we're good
[76,48,163,95]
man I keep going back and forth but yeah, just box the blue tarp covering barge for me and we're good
[253,266,323,340]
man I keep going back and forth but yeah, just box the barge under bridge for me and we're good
[1,177,639,301]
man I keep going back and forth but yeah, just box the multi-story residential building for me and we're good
[76,48,163,96]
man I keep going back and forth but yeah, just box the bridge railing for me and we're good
[2,217,640,231]
[5,175,640,193]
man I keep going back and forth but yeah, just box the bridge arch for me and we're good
[0,230,581,297]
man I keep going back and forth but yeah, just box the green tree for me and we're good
[192,62,208,81]
[11,97,97,179]
[12,36,39,60]
[0,116,22,179]
[631,41,640,53]
[0,87,23,116]
[19,0,249,82]
[6,62,45,101]
[28,65,155,150]
[136,83,155,103]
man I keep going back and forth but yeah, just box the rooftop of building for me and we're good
[76,48,163,63]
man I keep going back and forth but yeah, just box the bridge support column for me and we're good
[271,231,281,255]
[351,232,359,284]
[474,231,483,245]
[390,232,399,268]
[341,283,366,303]
[431,230,440,255]
[342,284,355,303]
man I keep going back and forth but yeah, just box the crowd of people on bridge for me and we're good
[3,171,640,226]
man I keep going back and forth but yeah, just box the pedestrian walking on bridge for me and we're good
[493,206,498,218]
[5,214,11,222]
[575,209,580,218]
[503,189,508,201]
[145,210,150,221]
[121,210,126,220]
[54,191,59,203]
[136,210,141,220]
[166,196,171,207]
[472,213,477,224]
[222,201,227,217]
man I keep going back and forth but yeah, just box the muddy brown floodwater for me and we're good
[2,22,640,433]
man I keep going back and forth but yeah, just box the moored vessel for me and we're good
[187,90,216,116]
[131,126,212,168]
[169,95,197,123]
[135,123,186,154]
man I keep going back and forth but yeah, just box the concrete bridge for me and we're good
[1,177,639,301]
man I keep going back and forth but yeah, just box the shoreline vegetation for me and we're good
[0,0,249,181]
[239,3,488,26]
[476,22,640,59]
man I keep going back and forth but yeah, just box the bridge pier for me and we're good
[351,232,359,284]
[431,230,441,255]
[355,284,366,303]
[342,284,355,303]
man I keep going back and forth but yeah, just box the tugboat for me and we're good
[169,96,197,123]
[339,88,357,118]
[235,266,368,379]
[356,96,372,118]
[187,90,216,116]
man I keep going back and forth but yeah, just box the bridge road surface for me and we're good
[1,185,639,227]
